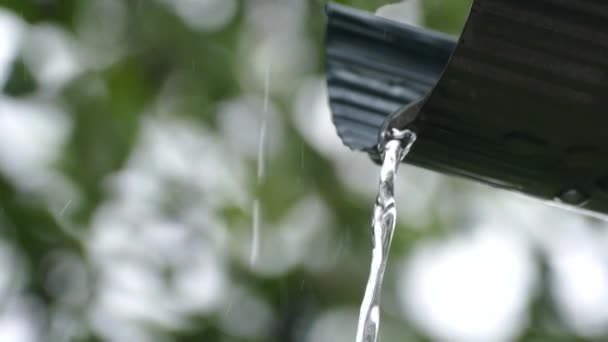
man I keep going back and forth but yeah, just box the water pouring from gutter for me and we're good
[327,1,608,340]
[356,129,416,342]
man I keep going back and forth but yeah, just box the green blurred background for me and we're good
[0,0,607,341]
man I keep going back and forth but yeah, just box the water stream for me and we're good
[250,62,271,267]
[356,130,417,342]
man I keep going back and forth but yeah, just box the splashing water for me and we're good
[356,130,417,342]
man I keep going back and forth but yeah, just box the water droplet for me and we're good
[58,199,73,217]
[250,199,261,267]
[251,62,271,267]
[557,188,589,206]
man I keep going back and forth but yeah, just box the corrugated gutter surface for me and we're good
[325,4,455,151]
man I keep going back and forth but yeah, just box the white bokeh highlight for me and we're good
[0,10,25,87]
[376,0,423,26]
[401,226,535,341]
[306,308,358,342]
[0,98,72,190]
[161,0,238,32]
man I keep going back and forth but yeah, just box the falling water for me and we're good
[250,62,271,267]
[356,130,417,342]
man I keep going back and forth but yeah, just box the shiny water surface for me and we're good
[356,131,416,342]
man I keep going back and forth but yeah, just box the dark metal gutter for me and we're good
[326,1,608,218]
